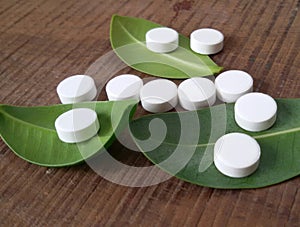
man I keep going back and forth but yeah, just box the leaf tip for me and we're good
[111,14,123,24]
[216,66,224,74]
[111,14,119,21]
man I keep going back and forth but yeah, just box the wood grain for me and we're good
[0,0,299,226]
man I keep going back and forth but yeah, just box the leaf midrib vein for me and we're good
[142,126,300,148]
[1,110,56,133]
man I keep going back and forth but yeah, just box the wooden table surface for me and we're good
[0,0,299,226]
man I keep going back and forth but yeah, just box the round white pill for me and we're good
[146,27,179,53]
[105,74,143,101]
[235,93,277,132]
[215,70,253,103]
[57,75,97,104]
[140,79,178,113]
[190,28,224,55]
[214,133,261,178]
[55,108,100,143]
[178,77,216,110]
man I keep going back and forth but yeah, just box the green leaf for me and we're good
[0,100,136,167]
[130,99,300,189]
[110,15,223,79]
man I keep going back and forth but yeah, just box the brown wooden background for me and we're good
[0,0,299,226]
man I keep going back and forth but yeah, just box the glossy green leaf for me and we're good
[110,15,223,79]
[130,99,300,189]
[0,100,136,167]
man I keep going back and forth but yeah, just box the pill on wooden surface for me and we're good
[214,133,261,178]
[55,108,100,143]
[235,92,277,132]
[146,27,179,53]
[140,79,178,113]
[215,70,253,103]
[190,28,224,55]
[57,75,97,104]
[106,74,143,101]
[178,77,216,110]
